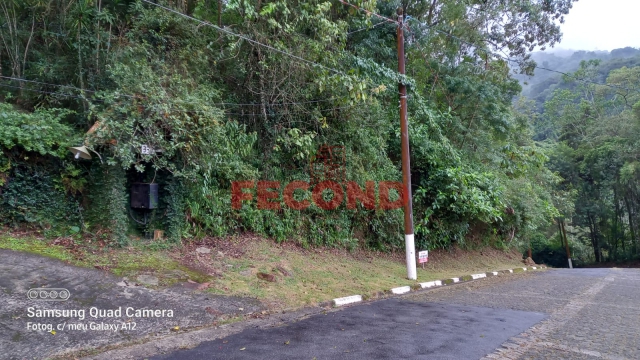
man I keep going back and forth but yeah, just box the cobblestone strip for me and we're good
[534,341,627,360]
[481,275,612,360]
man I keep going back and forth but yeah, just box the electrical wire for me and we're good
[347,19,390,35]
[0,75,132,97]
[141,0,346,77]
[0,79,356,116]
[403,17,637,92]
[0,83,93,101]
[338,0,397,25]
[129,207,149,225]
[141,0,418,90]
[339,0,638,93]
[1,76,345,107]
[9,1,625,108]
[2,3,404,105]
[147,103,357,116]
[341,0,624,90]
[220,105,356,116]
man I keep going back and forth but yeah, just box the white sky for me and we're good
[554,0,640,51]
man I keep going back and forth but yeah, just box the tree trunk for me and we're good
[561,220,571,259]
[95,0,102,75]
[587,213,600,262]
[558,220,565,248]
[77,19,88,111]
[624,195,637,256]
[20,13,35,94]
[612,186,621,259]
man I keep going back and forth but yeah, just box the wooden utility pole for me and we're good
[397,7,416,280]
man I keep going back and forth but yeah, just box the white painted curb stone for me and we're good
[333,295,362,307]
[420,280,442,289]
[331,266,546,308]
[391,286,411,294]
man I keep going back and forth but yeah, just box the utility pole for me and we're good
[397,7,417,280]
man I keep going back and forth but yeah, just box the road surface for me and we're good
[2,247,638,360]
[148,268,639,360]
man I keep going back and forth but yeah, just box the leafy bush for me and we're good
[85,163,129,246]
[0,103,77,158]
[0,164,82,230]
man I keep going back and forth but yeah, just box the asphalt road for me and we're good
[3,249,638,360]
[149,268,640,360]
[0,250,263,360]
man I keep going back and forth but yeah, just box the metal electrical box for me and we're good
[130,183,158,209]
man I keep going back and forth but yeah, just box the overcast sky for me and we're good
[554,0,640,51]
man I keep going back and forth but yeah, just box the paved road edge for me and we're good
[70,265,547,360]
[332,265,547,307]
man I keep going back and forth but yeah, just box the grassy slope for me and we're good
[0,232,526,309]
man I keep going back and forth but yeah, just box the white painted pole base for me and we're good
[405,233,417,280]
[568,258,573,269]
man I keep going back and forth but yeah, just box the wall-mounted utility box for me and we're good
[130,183,158,209]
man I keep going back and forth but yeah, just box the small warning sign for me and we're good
[418,250,429,264]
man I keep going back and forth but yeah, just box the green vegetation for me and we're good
[0,233,211,285]
[2,0,636,266]
[524,58,640,266]
[0,232,528,308]
[0,235,75,261]
[515,48,640,111]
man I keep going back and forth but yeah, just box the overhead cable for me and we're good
[141,0,346,76]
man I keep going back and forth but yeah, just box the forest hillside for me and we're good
[1,0,638,267]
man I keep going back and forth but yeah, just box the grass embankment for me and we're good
[0,232,526,309]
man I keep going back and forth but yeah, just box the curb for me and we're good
[331,265,547,307]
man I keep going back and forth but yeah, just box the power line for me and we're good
[403,17,637,92]
[347,19,390,35]
[200,98,341,107]
[337,0,637,92]
[0,81,356,117]
[0,75,131,97]
[0,81,355,117]
[338,0,397,25]
[2,3,406,105]
[0,83,95,101]
[1,75,344,107]
[148,103,357,116]
[221,105,355,116]
[140,0,346,77]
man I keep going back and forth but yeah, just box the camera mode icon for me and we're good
[27,288,70,301]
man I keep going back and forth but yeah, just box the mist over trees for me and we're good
[516,47,640,265]
[515,47,640,113]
